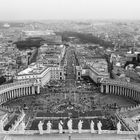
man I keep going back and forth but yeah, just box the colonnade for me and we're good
[0,80,40,105]
[100,79,140,102]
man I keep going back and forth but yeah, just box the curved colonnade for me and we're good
[0,78,140,108]
[0,79,140,135]
[0,80,40,106]
[100,79,140,103]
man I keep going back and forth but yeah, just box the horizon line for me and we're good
[0,18,140,22]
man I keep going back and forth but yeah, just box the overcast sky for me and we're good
[0,0,140,21]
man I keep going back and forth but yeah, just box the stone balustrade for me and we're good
[0,79,40,105]
[0,113,139,136]
[115,104,140,132]
[118,104,140,113]
[10,111,26,131]
[0,105,14,112]
[0,129,137,135]
[115,112,137,132]
[100,79,140,102]
[0,113,8,129]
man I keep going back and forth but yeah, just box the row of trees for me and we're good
[56,31,114,48]
[0,76,6,85]
[14,37,44,50]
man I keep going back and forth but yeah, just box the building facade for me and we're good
[14,64,65,86]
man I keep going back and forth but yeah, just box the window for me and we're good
[78,72,80,76]
[60,72,62,76]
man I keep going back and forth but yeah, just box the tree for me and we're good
[0,76,6,85]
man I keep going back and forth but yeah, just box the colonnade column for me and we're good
[17,89,19,97]
[1,95,3,102]
[24,87,26,96]
[9,91,12,99]
[118,87,120,95]
[125,88,127,97]
[4,93,6,102]
[32,86,35,94]
[131,89,134,99]
[127,89,129,97]
[122,87,124,96]
[115,86,117,95]
[101,84,104,93]
[24,87,26,95]
[5,93,7,101]
[129,89,131,98]
[112,86,114,94]
[113,86,116,94]
[7,91,9,100]
[21,88,23,96]
[17,88,20,97]
[16,89,18,97]
[110,85,113,93]
[37,86,40,94]
[19,88,22,96]
[7,91,10,100]
[26,87,28,95]
[106,85,109,93]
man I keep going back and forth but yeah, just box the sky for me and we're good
[0,0,140,21]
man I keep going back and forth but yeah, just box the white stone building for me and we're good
[14,63,65,86]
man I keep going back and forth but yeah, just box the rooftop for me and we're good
[18,63,46,75]
[86,59,108,75]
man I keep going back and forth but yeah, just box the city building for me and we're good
[82,58,109,83]
[14,63,65,86]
